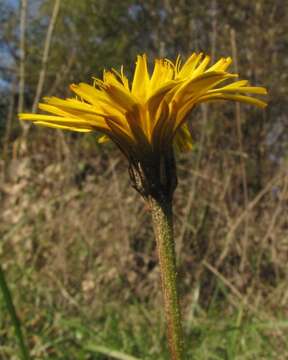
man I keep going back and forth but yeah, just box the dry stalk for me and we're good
[32,0,61,113]
[2,77,17,181]
[256,173,288,272]
[230,28,249,271]
[217,172,285,267]
[176,105,208,262]
[109,155,131,261]
[18,0,28,132]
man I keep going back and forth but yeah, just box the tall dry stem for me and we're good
[230,28,249,270]
[32,0,61,113]
[18,0,28,131]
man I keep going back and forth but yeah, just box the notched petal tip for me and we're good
[258,87,268,95]
[69,83,77,91]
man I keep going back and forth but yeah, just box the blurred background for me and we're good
[0,0,287,359]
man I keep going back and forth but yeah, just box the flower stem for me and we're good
[0,264,30,360]
[149,196,184,360]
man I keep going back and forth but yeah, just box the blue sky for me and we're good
[6,0,18,8]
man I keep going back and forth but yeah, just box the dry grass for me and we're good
[0,129,287,358]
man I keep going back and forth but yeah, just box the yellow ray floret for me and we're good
[19,52,267,160]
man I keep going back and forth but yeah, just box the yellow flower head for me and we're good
[19,52,267,165]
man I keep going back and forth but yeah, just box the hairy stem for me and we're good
[149,196,184,360]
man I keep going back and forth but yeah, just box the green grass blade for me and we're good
[0,264,30,360]
[85,343,141,360]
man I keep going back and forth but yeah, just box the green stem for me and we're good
[0,264,30,360]
[149,196,184,360]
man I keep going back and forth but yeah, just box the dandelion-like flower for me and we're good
[20,53,266,197]
[19,52,267,360]
[20,55,267,143]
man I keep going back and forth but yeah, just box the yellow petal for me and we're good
[19,113,85,123]
[150,59,174,92]
[105,84,137,112]
[175,54,182,74]
[103,71,121,86]
[43,96,105,116]
[38,103,75,117]
[209,86,267,95]
[197,93,267,108]
[112,67,130,91]
[190,55,211,79]
[131,54,150,100]
[207,57,232,72]
[19,112,110,133]
[125,105,151,147]
[173,72,238,104]
[177,53,203,78]
[72,86,129,116]
[211,79,267,95]
[74,83,101,103]
[217,80,248,89]
[104,117,137,160]
[172,98,196,131]
[34,121,92,132]
[38,102,110,128]
[147,80,178,120]
[151,100,171,152]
